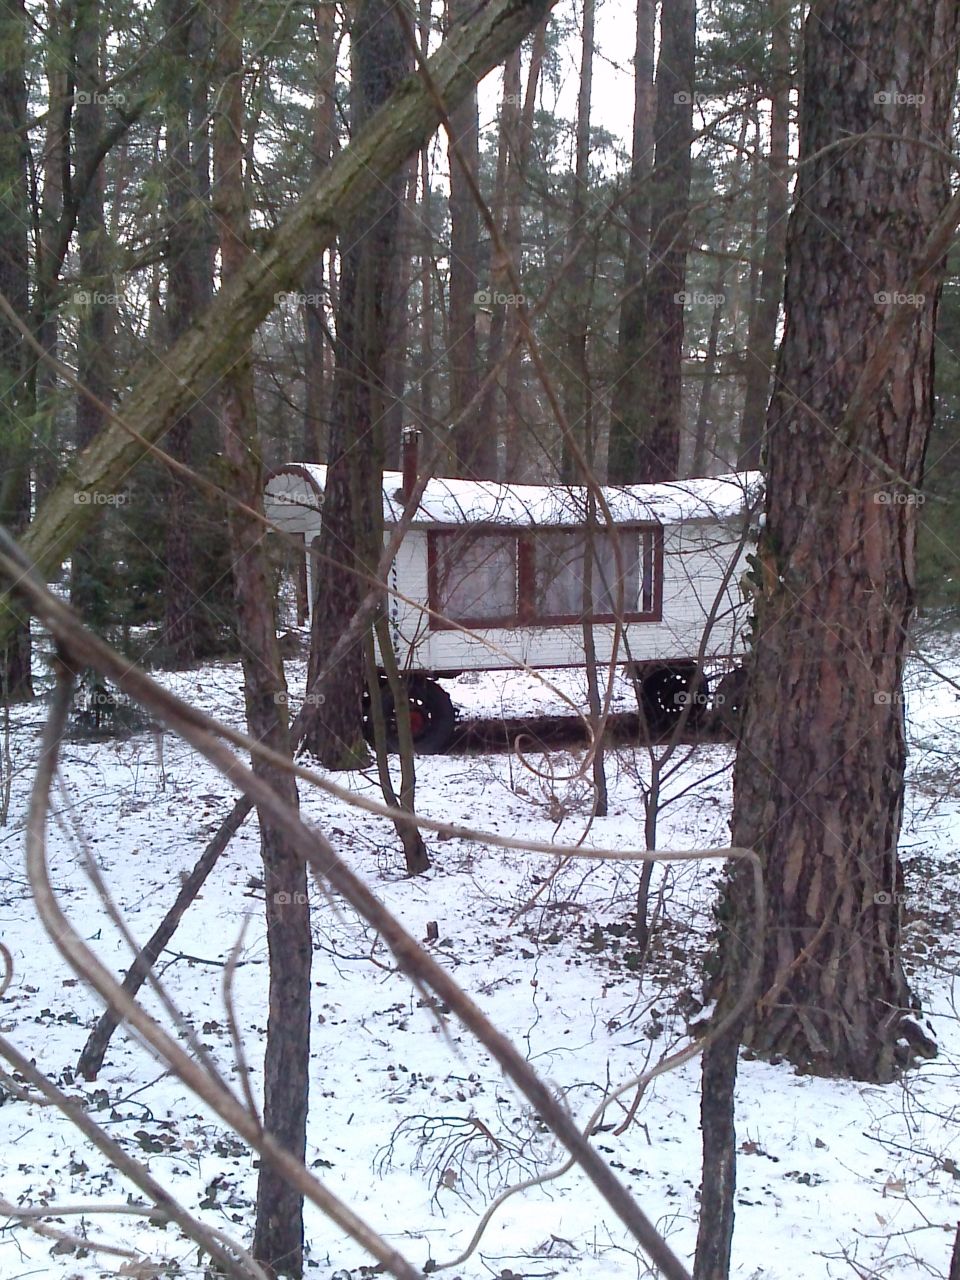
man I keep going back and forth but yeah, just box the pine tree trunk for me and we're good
[71,0,114,631]
[33,0,68,504]
[212,5,312,1274]
[302,0,408,767]
[447,0,491,478]
[607,0,655,485]
[302,0,338,463]
[737,0,790,472]
[727,0,960,1082]
[503,18,546,481]
[558,0,594,485]
[629,0,694,484]
[162,0,221,665]
[0,0,32,700]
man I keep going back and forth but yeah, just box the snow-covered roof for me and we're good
[264,464,761,534]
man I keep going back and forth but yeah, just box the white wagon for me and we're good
[265,446,759,750]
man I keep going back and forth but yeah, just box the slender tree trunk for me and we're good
[559,0,594,485]
[606,0,656,485]
[303,0,408,767]
[0,0,31,699]
[417,142,436,431]
[212,4,312,1274]
[302,0,338,463]
[162,0,222,665]
[447,0,491,477]
[630,0,695,483]
[477,46,521,470]
[737,0,791,472]
[70,0,114,631]
[33,0,69,503]
[691,115,750,476]
[382,159,416,466]
[503,17,546,481]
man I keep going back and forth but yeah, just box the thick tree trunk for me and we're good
[726,0,960,1080]
[0,0,32,700]
[737,0,791,472]
[697,6,960,1271]
[212,5,312,1275]
[302,0,408,767]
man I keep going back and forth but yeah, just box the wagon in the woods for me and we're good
[264,449,759,752]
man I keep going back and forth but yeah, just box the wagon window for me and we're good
[532,529,642,621]
[430,531,517,625]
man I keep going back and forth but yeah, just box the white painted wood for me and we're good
[264,466,758,676]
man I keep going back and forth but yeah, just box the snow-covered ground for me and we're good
[1,651,959,1279]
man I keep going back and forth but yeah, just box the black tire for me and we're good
[363,678,457,754]
[714,667,747,737]
[638,664,707,735]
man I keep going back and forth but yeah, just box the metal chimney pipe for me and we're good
[401,426,421,503]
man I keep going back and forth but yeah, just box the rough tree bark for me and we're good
[696,4,960,1276]
[0,0,557,652]
[302,0,409,768]
[212,4,312,1275]
[0,0,32,699]
[608,0,694,484]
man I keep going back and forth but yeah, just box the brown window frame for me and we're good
[426,523,663,630]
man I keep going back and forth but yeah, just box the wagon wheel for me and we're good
[638,664,707,736]
[713,666,748,738]
[363,678,457,754]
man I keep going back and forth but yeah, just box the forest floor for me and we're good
[1,644,959,1280]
